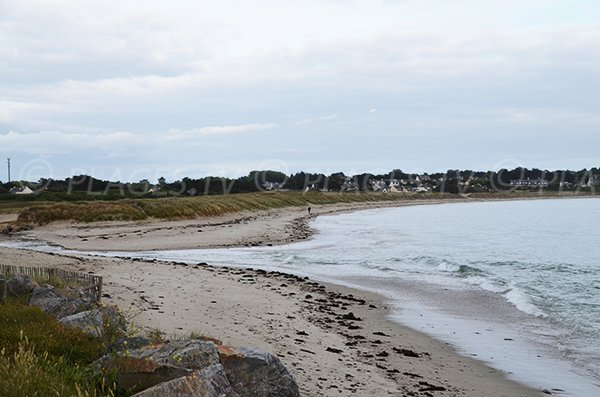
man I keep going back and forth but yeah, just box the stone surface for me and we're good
[6,275,38,295]
[59,309,104,337]
[130,340,221,370]
[97,340,221,393]
[100,355,191,393]
[218,345,300,397]
[29,284,92,318]
[131,365,238,397]
[110,336,151,352]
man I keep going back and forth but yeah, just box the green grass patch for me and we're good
[0,297,104,362]
[16,191,456,225]
[0,298,115,396]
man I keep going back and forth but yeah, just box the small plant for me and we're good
[145,328,166,344]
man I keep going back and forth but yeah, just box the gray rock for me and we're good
[7,275,38,295]
[111,336,151,352]
[218,346,300,397]
[99,356,191,393]
[131,365,238,397]
[29,284,92,318]
[60,309,104,336]
[96,340,221,393]
[130,340,221,370]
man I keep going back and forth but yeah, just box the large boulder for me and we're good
[60,309,104,336]
[131,340,221,370]
[131,365,238,397]
[59,306,127,338]
[218,346,300,397]
[7,275,38,295]
[29,284,92,318]
[99,355,191,393]
[96,340,221,393]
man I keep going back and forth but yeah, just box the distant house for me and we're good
[262,181,281,191]
[340,181,359,192]
[510,178,549,188]
[414,186,431,193]
[586,176,600,187]
[10,186,34,195]
[370,180,389,192]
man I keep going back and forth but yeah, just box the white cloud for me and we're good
[1,0,598,177]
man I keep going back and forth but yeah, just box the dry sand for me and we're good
[1,199,549,396]
[26,200,461,251]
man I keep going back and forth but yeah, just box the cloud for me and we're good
[163,123,279,141]
[1,0,598,177]
[0,122,279,156]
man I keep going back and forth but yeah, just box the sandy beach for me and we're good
[18,199,482,251]
[0,199,550,396]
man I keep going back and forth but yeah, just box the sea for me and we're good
[3,197,599,396]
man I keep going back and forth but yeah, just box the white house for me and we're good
[10,186,34,195]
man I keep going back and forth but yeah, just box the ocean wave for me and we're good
[463,276,507,293]
[504,286,546,318]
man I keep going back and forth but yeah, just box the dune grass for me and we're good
[0,297,113,397]
[16,191,450,225]
[12,190,591,225]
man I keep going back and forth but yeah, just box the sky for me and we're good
[1,0,599,182]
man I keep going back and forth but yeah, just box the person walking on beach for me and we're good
[307,206,311,215]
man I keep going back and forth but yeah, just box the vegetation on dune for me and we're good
[15,192,454,225]
[0,297,113,397]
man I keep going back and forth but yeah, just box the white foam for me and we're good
[504,287,546,318]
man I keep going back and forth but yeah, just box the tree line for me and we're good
[0,167,598,200]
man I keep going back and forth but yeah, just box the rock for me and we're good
[111,336,151,352]
[29,284,66,314]
[29,284,92,318]
[218,345,300,397]
[99,355,191,393]
[7,275,38,295]
[59,309,105,337]
[59,306,127,337]
[131,365,238,397]
[97,340,221,393]
[132,340,221,370]
[340,312,361,321]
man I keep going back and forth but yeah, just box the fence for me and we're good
[0,264,103,303]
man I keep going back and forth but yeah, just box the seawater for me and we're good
[3,198,600,396]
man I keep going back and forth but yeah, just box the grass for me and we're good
[9,190,595,225]
[15,191,455,225]
[0,297,114,397]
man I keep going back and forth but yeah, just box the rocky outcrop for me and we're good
[218,345,300,397]
[96,340,299,397]
[131,365,238,397]
[129,340,221,370]
[29,283,92,318]
[6,275,38,295]
[96,340,221,393]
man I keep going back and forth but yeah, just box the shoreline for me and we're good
[16,194,598,253]
[5,197,595,395]
[0,245,544,397]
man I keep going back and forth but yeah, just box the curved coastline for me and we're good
[5,196,599,396]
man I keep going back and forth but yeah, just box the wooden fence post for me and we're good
[97,276,103,303]
[0,278,6,304]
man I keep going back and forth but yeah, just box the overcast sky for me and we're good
[1,0,599,182]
